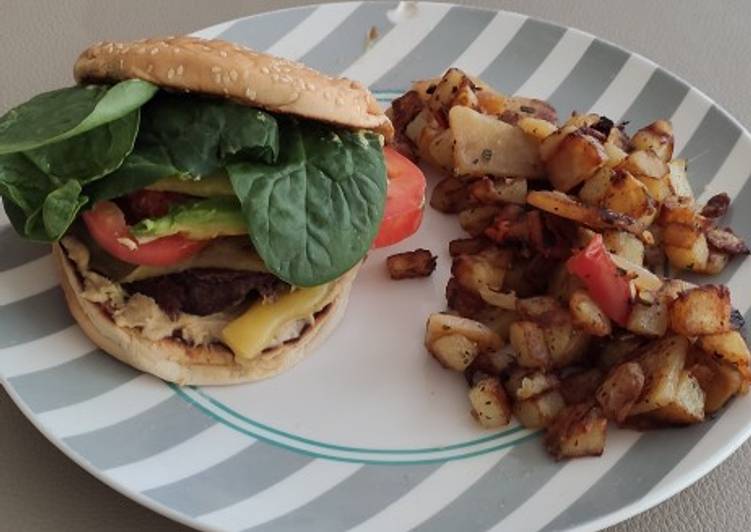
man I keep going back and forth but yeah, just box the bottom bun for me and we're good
[53,243,356,385]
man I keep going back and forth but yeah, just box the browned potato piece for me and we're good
[598,334,646,369]
[426,128,455,170]
[527,190,646,238]
[579,167,614,206]
[452,248,511,294]
[631,120,674,162]
[596,362,645,422]
[431,177,474,214]
[509,320,551,369]
[469,377,513,428]
[387,249,437,280]
[697,331,751,376]
[545,321,591,368]
[549,264,586,303]
[473,307,519,341]
[459,205,503,237]
[544,402,608,460]
[560,368,604,405]
[428,68,469,115]
[700,193,730,219]
[513,390,566,429]
[467,347,515,377]
[476,88,507,115]
[667,159,693,199]
[545,131,608,192]
[658,196,697,226]
[705,227,750,256]
[448,237,491,257]
[626,298,669,338]
[669,285,731,336]
[563,113,601,129]
[450,106,544,179]
[603,230,645,265]
[517,117,557,142]
[629,335,689,416]
[451,79,480,110]
[426,313,503,354]
[663,222,703,248]
[503,96,558,125]
[699,251,730,275]
[540,124,579,161]
[664,235,709,272]
[430,334,479,371]
[618,150,669,181]
[445,278,487,319]
[651,370,705,425]
[689,356,743,413]
[602,172,657,226]
[505,369,560,401]
[569,290,612,337]
[517,296,560,321]
[469,176,528,205]
[604,140,629,168]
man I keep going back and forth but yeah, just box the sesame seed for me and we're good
[307,82,316,91]
[176,65,184,76]
[223,87,229,95]
[219,50,228,58]
[271,73,279,82]
[167,68,175,80]
[261,66,270,74]
[147,64,154,73]
[150,47,159,55]
[211,66,222,73]
[288,91,300,102]
[229,69,238,81]
[245,88,257,99]
[174,48,181,54]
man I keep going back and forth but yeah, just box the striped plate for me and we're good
[2,3,751,531]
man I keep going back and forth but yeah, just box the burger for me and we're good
[0,36,406,385]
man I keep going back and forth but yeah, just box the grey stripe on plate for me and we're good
[8,349,138,414]
[215,6,315,51]
[547,39,630,116]
[479,18,566,95]
[247,463,439,532]
[621,68,689,129]
[0,227,49,271]
[371,6,494,91]
[412,437,563,532]
[0,288,73,349]
[64,395,214,470]
[678,106,742,199]
[540,419,718,531]
[146,442,311,518]
[298,2,395,75]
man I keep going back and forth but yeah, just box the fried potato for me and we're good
[705,227,750,256]
[597,334,646,370]
[505,368,560,401]
[459,205,503,236]
[629,335,689,416]
[596,362,645,422]
[631,120,674,162]
[569,289,612,337]
[603,230,645,265]
[517,116,557,142]
[560,368,604,405]
[509,320,551,369]
[618,150,669,181]
[387,249,437,280]
[626,297,669,337]
[513,389,566,429]
[426,128,455,170]
[429,334,479,371]
[448,236,491,257]
[452,248,511,295]
[658,195,699,226]
[544,402,608,460]
[689,355,743,413]
[667,159,693,199]
[428,67,470,115]
[467,346,515,377]
[469,176,528,205]
[699,251,730,275]
[469,376,513,428]
[426,314,504,370]
[450,106,544,179]
[579,166,614,206]
[602,171,657,226]
[650,370,705,425]
[665,235,709,272]
[545,131,608,192]
[697,331,751,377]
[516,296,560,321]
[545,324,590,368]
[669,285,731,336]
[431,176,475,214]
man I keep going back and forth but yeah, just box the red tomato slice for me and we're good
[82,201,207,267]
[373,147,427,248]
[567,234,632,326]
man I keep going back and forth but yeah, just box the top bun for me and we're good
[74,36,393,138]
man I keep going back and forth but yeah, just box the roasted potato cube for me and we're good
[448,236,490,257]
[629,335,689,416]
[697,331,751,374]
[699,251,730,275]
[667,159,692,199]
[473,307,519,341]
[426,128,455,170]
[386,249,437,280]
[669,285,731,336]
[426,313,503,356]
[544,402,608,460]
[596,362,645,422]
[545,131,608,192]
[517,296,560,321]
[626,298,669,337]
[452,248,511,294]
[431,177,475,214]
[428,68,469,114]
[700,192,730,219]
[513,389,566,429]
[451,79,480,110]
[459,205,502,237]
[563,113,601,129]
[603,230,645,265]
[476,87,507,115]
[469,176,527,205]
[602,171,657,226]
[663,222,703,248]
[540,124,579,161]
[569,290,612,337]
[705,227,750,256]
[618,150,669,181]
[579,166,614,206]
[549,264,586,303]
[467,346,515,377]
[509,320,551,369]
[450,106,544,179]
[664,235,709,272]
[405,107,442,152]
[445,278,487,319]
[469,377,513,428]
[503,96,558,125]
[604,140,629,168]
[505,369,560,401]
[689,357,743,413]
[560,368,604,405]
[429,334,480,371]
[546,324,590,368]
[658,195,698,226]
[517,116,557,142]
[598,334,646,369]
[631,120,674,162]
[651,370,705,424]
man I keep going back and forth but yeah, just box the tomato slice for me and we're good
[567,234,632,326]
[373,147,427,248]
[82,201,207,267]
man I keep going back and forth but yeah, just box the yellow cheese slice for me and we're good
[222,283,334,361]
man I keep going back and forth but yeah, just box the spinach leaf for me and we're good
[228,118,386,286]
[24,111,140,184]
[0,79,157,155]
[0,154,51,216]
[42,180,88,240]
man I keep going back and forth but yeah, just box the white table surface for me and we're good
[1,1,749,530]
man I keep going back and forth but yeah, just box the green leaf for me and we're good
[0,154,52,216]
[24,110,140,184]
[228,118,387,286]
[0,79,157,155]
[42,181,87,240]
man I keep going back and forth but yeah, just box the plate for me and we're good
[2,2,751,531]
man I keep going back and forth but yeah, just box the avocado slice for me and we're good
[130,197,247,241]
[146,173,234,197]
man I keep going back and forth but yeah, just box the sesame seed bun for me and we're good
[53,242,358,386]
[74,36,393,139]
